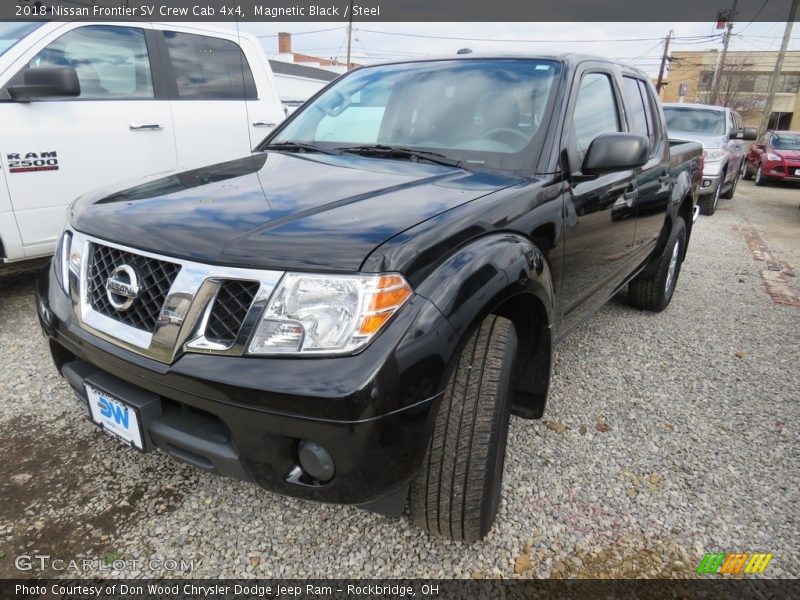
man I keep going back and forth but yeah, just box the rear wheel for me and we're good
[409,314,517,541]
[754,163,768,186]
[743,163,753,180]
[627,217,687,312]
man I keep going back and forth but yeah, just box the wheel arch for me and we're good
[416,233,555,420]
[676,192,694,259]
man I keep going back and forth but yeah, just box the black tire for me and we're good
[627,217,687,312]
[698,178,721,216]
[743,163,753,180]
[720,169,738,199]
[754,163,768,186]
[409,314,517,541]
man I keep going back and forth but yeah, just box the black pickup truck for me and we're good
[37,54,702,541]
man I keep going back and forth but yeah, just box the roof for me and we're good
[268,60,338,82]
[347,53,651,79]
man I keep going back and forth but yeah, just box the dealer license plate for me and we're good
[85,384,144,450]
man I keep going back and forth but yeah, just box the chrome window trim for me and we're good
[66,229,284,364]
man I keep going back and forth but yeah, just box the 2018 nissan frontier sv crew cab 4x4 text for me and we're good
[37,54,702,541]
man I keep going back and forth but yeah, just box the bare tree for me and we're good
[697,58,764,118]
[715,58,764,119]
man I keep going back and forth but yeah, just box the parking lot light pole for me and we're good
[710,0,738,106]
[759,0,799,134]
[346,0,354,70]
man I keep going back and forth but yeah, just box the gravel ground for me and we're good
[1,182,798,579]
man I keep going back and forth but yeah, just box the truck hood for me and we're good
[71,152,518,271]
[668,131,728,150]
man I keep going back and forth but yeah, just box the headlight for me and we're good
[766,152,782,162]
[247,272,412,355]
[54,226,81,294]
[702,148,727,162]
[54,228,72,293]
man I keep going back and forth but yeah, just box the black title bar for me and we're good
[4,579,800,600]
[5,0,800,22]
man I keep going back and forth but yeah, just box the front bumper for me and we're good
[37,262,458,513]
[761,161,800,182]
[698,161,726,196]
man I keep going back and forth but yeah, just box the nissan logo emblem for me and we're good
[105,265,140,311]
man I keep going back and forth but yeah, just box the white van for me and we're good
[0,21,285,265]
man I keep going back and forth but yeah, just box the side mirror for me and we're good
[753,143,765,151]
[730,127,757,140]
[581,133,649,176]
[7,67,80,102]
[741,127,758,141]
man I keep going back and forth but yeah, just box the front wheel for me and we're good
[627,217,687,312]
[743,163,753,180]
[754,164,768,186]
[720,169,739,199]
[698,178,722,215]
[409,314,517,541]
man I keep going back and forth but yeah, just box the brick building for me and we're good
[661,49,800,130]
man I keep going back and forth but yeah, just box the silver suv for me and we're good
[664,103,757,216]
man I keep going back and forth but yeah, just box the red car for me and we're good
[743,130,800,186]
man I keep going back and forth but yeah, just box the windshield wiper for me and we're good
[263,141,338,155]
[337,145,463,168]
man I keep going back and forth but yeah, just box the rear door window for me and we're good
[622,76,648,138]
[163,31,257,100]
[639,80,662,156]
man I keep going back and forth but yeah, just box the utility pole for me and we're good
[655,30,673,95]
[346,0,354,70]
[709,0,738,105]
[759,0,799,133]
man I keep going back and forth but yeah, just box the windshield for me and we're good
[267,59,562,172]
[770,133,800,150]
[663,107,727,136]
[0,22,42,57]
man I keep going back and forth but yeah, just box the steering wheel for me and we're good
[483,127,529,147]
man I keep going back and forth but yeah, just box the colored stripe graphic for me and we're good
[744,553,774,574]
[697,553,726,574]
[720,553,749,573]
[696,552,773,574]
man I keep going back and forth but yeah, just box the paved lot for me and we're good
[1,181,798,579]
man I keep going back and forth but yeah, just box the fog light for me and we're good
[298,440,335,482]
[702,179,712,188]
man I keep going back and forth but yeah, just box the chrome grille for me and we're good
[87,243,181,332]
[204,280,261,345]
[70,230,283,363]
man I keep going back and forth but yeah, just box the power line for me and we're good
[354,28,721,44]
[738,0,770,35]
[631,39,666,64]
[354,32,373,61]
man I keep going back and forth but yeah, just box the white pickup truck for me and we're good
[0,21,285,265]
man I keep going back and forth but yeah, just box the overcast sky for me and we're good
[236,21,800,77]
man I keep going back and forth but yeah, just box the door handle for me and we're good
[129,123,162,130]
[252,120,277,128]
[658,172,671,183]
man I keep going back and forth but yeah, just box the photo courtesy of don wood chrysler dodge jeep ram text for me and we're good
[37,54,702,540]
